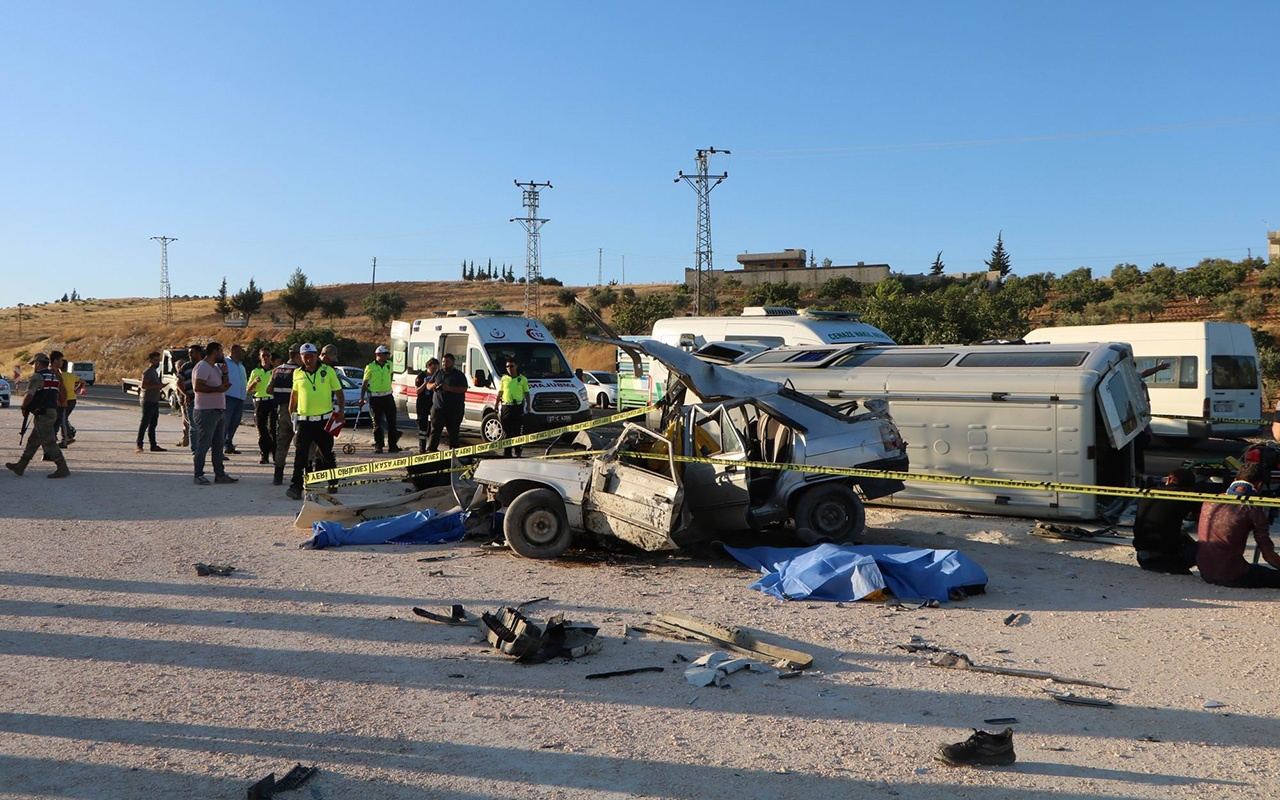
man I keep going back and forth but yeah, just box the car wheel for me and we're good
[504,488,572,559]
[596,392,610,408]
[481,412,505,443]
[794,484,865,544]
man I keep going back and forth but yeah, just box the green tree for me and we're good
[1145,263,1178,299]
[1110,263,1143,292]
[214,277,232,315]
[1050,268,1112,313]
[1259,262,1280,289]
[461,260,468,281]
[362,289,408,329]
[230,278,263,325]
[984,231,1012,276]
[1177,259,1244,300]
[611,292,677,335]
[817,276,862,300]
[743,281,802,307]
[873,278,905,301]
[543,312,568,339]
[1105,290,1163,322]
[318,296,348,319]
[929,251,945,277]
[476,297,503,311]
[555,288,577,307]
[1214,291,1267,323]
[587,285,618,308]
[567,304,599,336]
[277,267,321,329]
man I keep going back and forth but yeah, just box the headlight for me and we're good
[577,387,588,402]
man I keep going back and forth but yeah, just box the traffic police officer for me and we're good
[286,343,344,500]
[6,353,70,478]
[360,344,400,453]
[499,359,530,457]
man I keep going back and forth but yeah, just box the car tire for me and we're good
[794,483,865,544]
[596,392,609,408]
[504,488,572,559]
[481,412,505,443]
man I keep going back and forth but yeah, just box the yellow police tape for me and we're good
[303,405,650,486]
[307,405,1280,508]
[647,453,1280,508]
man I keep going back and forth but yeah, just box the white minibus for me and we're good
[1024,322,1262,441]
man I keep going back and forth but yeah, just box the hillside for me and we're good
[0,280,685,384]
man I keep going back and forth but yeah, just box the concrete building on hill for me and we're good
[686,248,890,289]
[1269,230,1279,263]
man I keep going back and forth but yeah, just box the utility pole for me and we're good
[371,257,377,291]
[621,255,625,285]
[16,303,23,338]
[675,147,729,315]
[511,180,552,317]
[150,236,177,325]
[598,248,603,286]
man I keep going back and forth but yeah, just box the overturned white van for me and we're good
[731,341,1150,521]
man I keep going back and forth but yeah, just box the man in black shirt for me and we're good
[425,353,468,452]
[1133,468,1201,574]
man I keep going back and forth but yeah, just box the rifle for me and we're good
[18,411,29,445]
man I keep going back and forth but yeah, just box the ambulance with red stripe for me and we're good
[390,310,591,442]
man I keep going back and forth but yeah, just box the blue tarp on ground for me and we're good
[305,510,468,550]
[725,543,988,603]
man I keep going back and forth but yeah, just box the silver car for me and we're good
[469,339,909,558]
[0,377,10,408]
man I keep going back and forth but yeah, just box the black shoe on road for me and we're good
[214,474,239,484]
[150,445,167,452]
[285,486,302,500]
[936,728,1016,767]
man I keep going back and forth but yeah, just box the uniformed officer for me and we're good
[498,359,530,457]
[360,344,400,454]
[270,343,302,485]
[286,343,344,500]
[6,353,70,478]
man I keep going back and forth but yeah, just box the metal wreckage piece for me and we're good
[480,607,601,663]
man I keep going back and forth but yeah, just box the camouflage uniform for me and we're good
[6,360,69,478]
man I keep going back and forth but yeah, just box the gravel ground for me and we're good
[1,402,1278,799]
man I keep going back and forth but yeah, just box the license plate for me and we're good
[1213,401,1233,412]
[545,414,571,424]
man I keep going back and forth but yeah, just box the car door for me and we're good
[585,425,683,551]
[681,406,751,531]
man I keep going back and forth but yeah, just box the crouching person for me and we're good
[5,353,70,478]
[1132,468,1201,574]
[1196,463,1280,589]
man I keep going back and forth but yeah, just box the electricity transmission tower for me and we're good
[511,180,552,317]
[151,236,177,325]
[675,147,729,315]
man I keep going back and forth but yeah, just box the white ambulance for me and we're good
[390,310,591,442]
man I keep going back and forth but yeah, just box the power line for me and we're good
[511,180,552,317]
[676,147,729,314]
[150,236,176,325]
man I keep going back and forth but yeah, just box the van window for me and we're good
[747,349,839,364]
[469,347,487,384]
[955,352,1087,368]
[1211,355,1259,390]
[442,335,468,374]
[484,343,572,379]
[725,334,785,346]
[407,342,434,373]
[1135,356,1198,389]
[836,351,958,368]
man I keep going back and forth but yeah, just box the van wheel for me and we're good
[504,488,572,559]
[481,413,505,443]
[794,484,865,544]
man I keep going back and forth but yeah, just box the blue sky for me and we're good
[2,1,1277,308]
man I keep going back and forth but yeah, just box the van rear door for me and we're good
[1096,361,1149,448]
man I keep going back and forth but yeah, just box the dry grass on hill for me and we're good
[0,281,671,383]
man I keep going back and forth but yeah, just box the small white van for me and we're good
[1024,322,1262,441]
[391,310,591,442]
[65,361,96,386]
[732,341,1150,520]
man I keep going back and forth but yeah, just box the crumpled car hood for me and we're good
[621,338,789,403]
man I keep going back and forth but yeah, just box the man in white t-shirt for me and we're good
[191,342,237,486]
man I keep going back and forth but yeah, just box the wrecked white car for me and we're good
[467,339,909,559]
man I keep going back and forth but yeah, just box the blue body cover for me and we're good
[306,509,467,550]
[725,543,987,602]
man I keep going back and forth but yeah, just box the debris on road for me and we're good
[412,604,473,625]
[585,666,665,680]
[927,650,1125,691]
[246,763,317,798]
[642,611,812,670]
[684,651,771,687]
[193,563,235,577]
[480,607,601,663]
[1043,688,1116,708]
